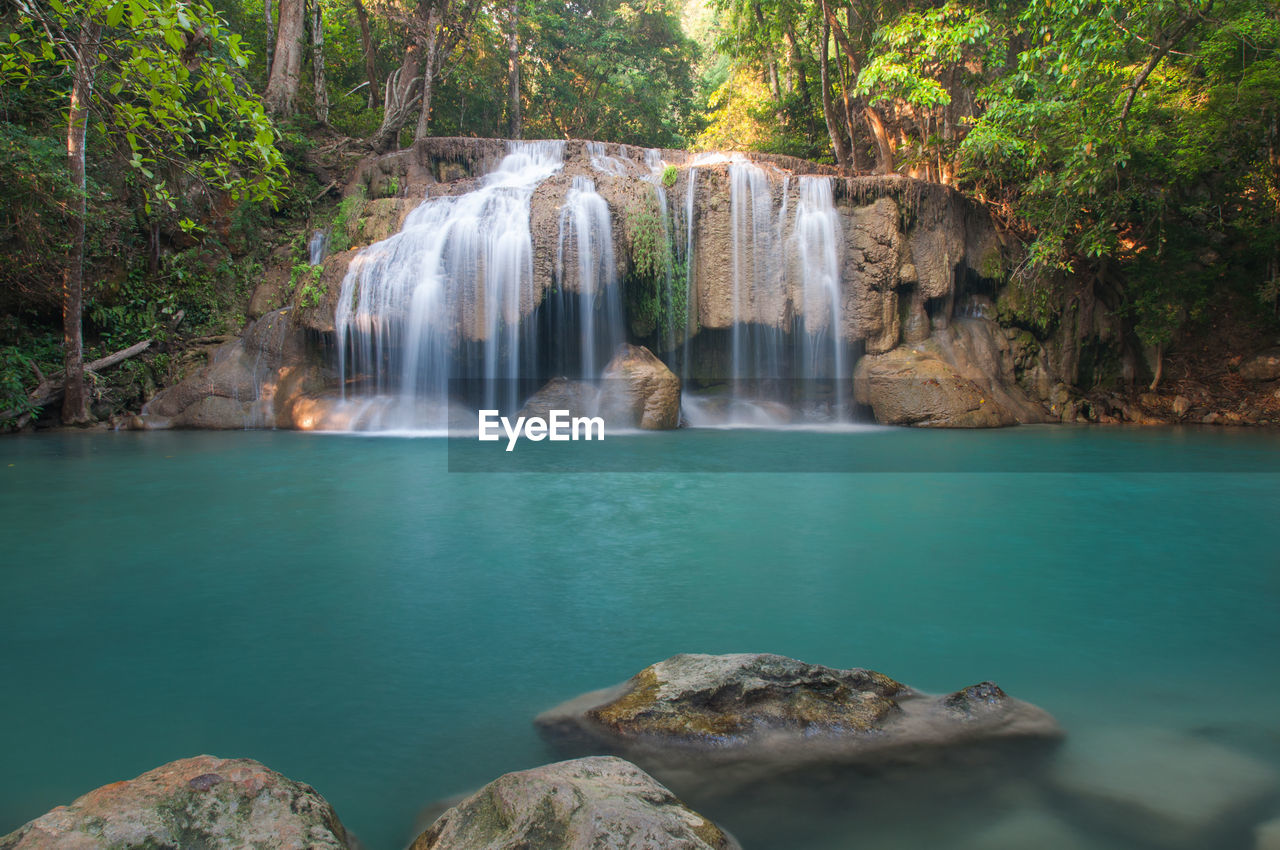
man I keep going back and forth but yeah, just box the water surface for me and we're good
[1,428,1278,848]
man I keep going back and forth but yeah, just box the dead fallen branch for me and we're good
[1,339,152,427]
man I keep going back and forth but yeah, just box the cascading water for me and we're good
[791,176,847,418]
[683,161,850,427]
[729,160,785,406]
[553,176,624,379]
[309,229,330,266]
[325,140,852,432]
[334,140,565,429]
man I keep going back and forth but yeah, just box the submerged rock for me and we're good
[0,755,355,850]
[599,344,681,430]
[1257,815,1280,850]
[1050,727,1279,849]
[536,653,1060,768]
[956,807,1122,850]
[410,756,739,850]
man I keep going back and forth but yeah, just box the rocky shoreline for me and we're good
[5,653,1277,849]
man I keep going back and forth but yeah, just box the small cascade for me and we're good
[587,141,632,177]
[335,140,565,428]
[309,229,330,266]
[553,176,624,379]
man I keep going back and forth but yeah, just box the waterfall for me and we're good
[322,140,853,432]
[555,176,624,379]
[729,160,785,399]
[680,163,850,427]
[792,176,847,418]
[680,166,697,384]
[334,140,565,428]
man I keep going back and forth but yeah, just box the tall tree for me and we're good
[368,0,477,151]
[506,0,520,139]
[311,0,330,122]
[263,0,307,114]
[4,0,287,422]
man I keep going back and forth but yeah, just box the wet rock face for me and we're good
[411,756,739,850]
[537,653,1061,767]
[0,755,355,850]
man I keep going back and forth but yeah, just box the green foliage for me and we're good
[961,0,1280,342]
[520,0,700,146]
[326,187,366,254]
[624,188,688,346]
[662,164,678,188]
[2,0,289,215]
[291,260,325,309]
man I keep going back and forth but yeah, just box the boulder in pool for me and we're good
[1050,726,1279,849]
[536,653,1060,767]
[599,344,681,430]
[0,755,356,850]
[409,756,739,850]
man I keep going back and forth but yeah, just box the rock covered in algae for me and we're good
[409,756,739,850]
[536,653,1060,764]
[0,755,356,850]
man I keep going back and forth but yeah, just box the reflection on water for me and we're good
[0,429,1278,849]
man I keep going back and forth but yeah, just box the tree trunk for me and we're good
[1148,342,1163,392]
[354,0,378,107]
[413,4,443,143]
[263,0,306,116]
[371,43,423,151]
[506,0,521,139]
[311,0,329,123]
[62,21,101,425]
[264,0,276,77]
[818,12,851,172]
[863,105,894,174]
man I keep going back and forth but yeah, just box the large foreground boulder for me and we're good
[410,756,739,850]
[0,755,355,850]
[537,654,1060,769]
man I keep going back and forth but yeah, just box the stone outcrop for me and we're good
[0,755,355,850]
[410,756,739,850]
[536,654,1060,768]
[854,318,1050,427]
[140,309,324,430]
[1049,727,1279,849]
[600,345,681,429]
